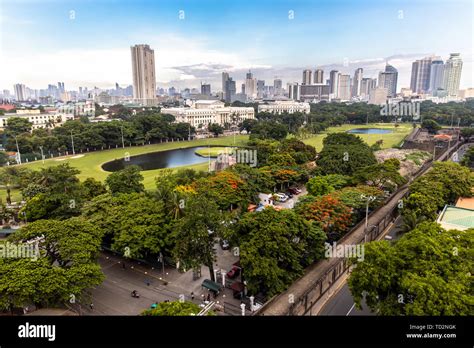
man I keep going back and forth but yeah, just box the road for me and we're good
[318,216,404,316]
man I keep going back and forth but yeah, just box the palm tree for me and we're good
[0,167,23,204]
[400,212,426,233]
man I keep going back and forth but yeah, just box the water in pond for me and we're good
[347,128,393,134]
[102,146,210,172]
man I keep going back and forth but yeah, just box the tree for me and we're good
[4,117,32,136]
[250,121,288,141]
[141,301,211,316]
[348,222,473,315]
[208,123,224,137]
[105,165,144,194]
[317,133,377,175]
[83,193,171,259]
[295,195,353,241]
[353,159,407,192]
[234,208,326,296]
[171,195,224,282]
[0,167,31,204]
[0,218,104,310]
[421,119,441,134]
[460,146,474,168]
[306,176,335,196]
[80,178,107,200]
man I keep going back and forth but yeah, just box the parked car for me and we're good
[226,266,241,279]
[288,187,302,195]
[275,193,288,202]
[220,239,230,250]
[285,191,294,198]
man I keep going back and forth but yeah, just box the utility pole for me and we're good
[70,131,75,155]
[15,136,21,164]
[39,146,45,164]
[120,125,125,149]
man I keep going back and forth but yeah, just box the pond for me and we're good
[347,128,393,134]
[102,146,210,172]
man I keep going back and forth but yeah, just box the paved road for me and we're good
[318,216,404,316]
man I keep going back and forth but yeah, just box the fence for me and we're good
[256,141,462,316]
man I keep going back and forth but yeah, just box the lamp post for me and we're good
[70,131,75,155]
[14,136,21,164]
[39,146,45,164]
[360,194,376,234]
[120,125,125,149]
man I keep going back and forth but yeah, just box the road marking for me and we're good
[346,303,356,316]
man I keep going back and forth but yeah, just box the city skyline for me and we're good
[0,0,472,91]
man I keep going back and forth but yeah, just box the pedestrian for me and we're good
[191,292,195,300]
[146,279,150,286]
[90,303,94,311]
[122,263,126,270]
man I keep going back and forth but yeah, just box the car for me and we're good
[220,239,230,250]
[226,266,241,279]
[275,193,288,202]
[285,191,294,198]
[288,187,302,195]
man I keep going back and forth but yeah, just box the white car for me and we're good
[275,193,289,202]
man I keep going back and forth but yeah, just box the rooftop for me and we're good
[437,205,474,231]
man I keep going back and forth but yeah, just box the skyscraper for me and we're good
[352,68,363,97]
[429,59,445,96]
[224,78,236,103]
[329,70,339,96]
[337,74,351,100]
[257,80,265,98]
[274,79,283,96]
[13,84,26,101]
[302,69,312,85]
[222,72,229,100]
[443,53,463,97]
[361,78,377,97]
[378,64,398,98]
[131,44,157,104]
[245,71,257,99]
[410,57,432,94]
[201,83,211,96]
[314,69,324,84]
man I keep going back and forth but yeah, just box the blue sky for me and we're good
[0,0,472,91]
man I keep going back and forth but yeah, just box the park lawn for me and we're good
[194,147,236,158]
[0,188,22,203]
[19,135,248,190]
[302,123,413,151]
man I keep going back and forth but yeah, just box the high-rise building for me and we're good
[378,64,398,98]
[224,78,236,103]
[410,57,432,94]
[329,70,339,96]
[369,87,388,105]
[302,69,312,85]
[257,80,265,98]
[314,69,324,84]
[288,83,300,101]
[131,44,157,104]
[337,74,351,100]
[58,82,65,94]
[443,53,463,97]
[361,78,377,97]
[14,84,27,101]
[351,68,363,97]
[201,83,211,96]
[245,71,257,98]
[429,59,445,96]
[274,79,283,96]
[222,72,229,100]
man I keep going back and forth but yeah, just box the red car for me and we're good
[288,187,302,195]
[226,266,241,279]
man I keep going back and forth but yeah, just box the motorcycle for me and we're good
[131,290,140,298]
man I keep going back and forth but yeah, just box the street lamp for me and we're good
[360,194,376,234]
[70,131,75,155]
[14,136,21,164]
[39,146,45,164]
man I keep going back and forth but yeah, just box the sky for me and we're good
[0,0,473,92]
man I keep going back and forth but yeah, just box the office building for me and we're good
[288,83,300,101]
[224,78,236,103]
[300,84,331,101]
[130,44,157,104]
[245,71,257,99]
[378,64,398,98]
[274,79,283,96]
[329,70,339,96]
[369,87,388,105]
[302,69,312,85]
[361,78,377,97]
[257,80,265,98]
[201,83,211,96]
[337,74,351,100]
[352,68,363,97]
[314,69,324,84]
[13,84,27,101]
[222,72,229,100]
[429,59,445,96]
[443,53,463,97]
[410,57,433,94]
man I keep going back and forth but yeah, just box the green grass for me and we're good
[194,147,236,158]
[301,123,414,151]
[18,135,249,190]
